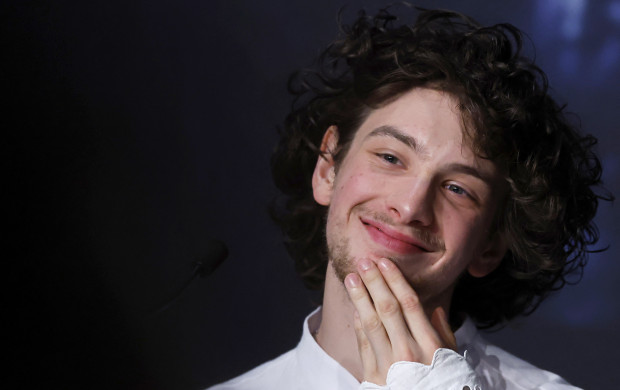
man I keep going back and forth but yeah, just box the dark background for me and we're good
[4,0,619,389]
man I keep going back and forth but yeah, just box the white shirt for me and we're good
[208,308,580,390]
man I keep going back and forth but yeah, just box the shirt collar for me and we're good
[296,307,480,386]
[295,307,361,387]
[455,316,479,353]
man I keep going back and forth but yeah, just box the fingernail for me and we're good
[357,258,372,271]
[345,273,360,288]
[378,258,392,271]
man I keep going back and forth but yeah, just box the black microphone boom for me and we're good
[151,239,229,315]
[195,239,229,278]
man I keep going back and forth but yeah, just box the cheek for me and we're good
[442,211,485,254]
[331,170,380,208]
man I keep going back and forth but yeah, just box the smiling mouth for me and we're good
[361,219,431,254]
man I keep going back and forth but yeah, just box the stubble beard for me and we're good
[325,212,449,308]
[327,231,447,310]
[326,205,445,285]
[328,234,354,283]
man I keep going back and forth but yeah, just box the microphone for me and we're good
[194,239,229,278]
[151,239,229,315]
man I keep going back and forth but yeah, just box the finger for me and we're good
[431,306,457,351]
[353,310,377,378]
[344,272,392,362]
[376,258,443,355]
[356,259,414,355]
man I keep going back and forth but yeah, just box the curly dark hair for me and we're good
[271,7,612,328]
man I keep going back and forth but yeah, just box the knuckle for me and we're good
[376,298,399,316]
[363,269,381,284]
[348,288,365,301]
[400,294,421,312]
[354,318,366,335]
[356,334,371,350]
[362,314,383,333]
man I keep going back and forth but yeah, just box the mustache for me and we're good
[358,206,445,251]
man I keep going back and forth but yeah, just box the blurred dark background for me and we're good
[4,0,619,389]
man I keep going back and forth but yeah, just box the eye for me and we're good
[377,153,400,165]
[445,183,468,196]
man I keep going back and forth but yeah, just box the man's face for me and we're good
[312,88,506,310]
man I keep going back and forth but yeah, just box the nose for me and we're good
[385,176,435,226]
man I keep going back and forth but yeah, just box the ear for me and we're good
[312,126,339,206]
[467,233,507,278]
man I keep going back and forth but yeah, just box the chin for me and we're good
[331,257,355,284]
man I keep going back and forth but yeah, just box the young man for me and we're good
[210,7,608,389]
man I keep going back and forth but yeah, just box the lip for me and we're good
[361,217,430,255]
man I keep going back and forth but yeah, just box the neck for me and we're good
[314,263,457,382]
[314,263,363,381]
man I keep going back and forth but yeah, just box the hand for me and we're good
[344,258,457,385]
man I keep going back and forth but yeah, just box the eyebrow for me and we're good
[443,163,494,184]
[365,125,495,185]
[365,125,428,156]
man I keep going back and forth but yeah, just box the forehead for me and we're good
[353,89,466,154]
[344,87,500,181]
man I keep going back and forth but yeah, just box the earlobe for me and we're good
[312,126,339,206]
[467,234,507,278]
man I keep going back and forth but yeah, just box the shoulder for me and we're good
[455,318,580,389]
[466,332,580,389]
[207,349,298,390]
[208,308,330,390]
